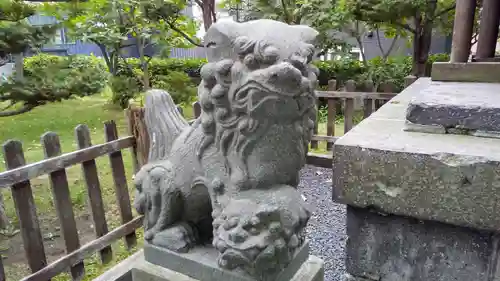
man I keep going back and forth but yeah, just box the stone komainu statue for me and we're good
[133,19,319,279]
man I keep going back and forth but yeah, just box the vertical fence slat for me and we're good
[404,75,418,88]
[2,140,48,275]
[326,80,337,151]
[128,108,149,167]
[363,80,375,119]
[378,81,396,110]
[104,121,137,249]
[193,101,201,119]
[42,133,84,280]
[311,98,319,150]
[125,109,140,174]
[344,80,356,133]
[0,256,5,281]
[75,125,113,264]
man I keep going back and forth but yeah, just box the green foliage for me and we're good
[314,57,366,86]
[116,57,207,78]
[41,0,201,84]
[110,75,141,109]
[314,53,449,91]
[0,54,108,114]
[109,57,205,108]
[151,71,197,104]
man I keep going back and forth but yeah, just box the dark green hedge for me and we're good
[313,53,450,91]
[20,53,450,108]
[1,54,109,106]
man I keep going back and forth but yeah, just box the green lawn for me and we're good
[0,93,336,280]
[0,93,146,281]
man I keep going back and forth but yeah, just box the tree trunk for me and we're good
[412,14,434,77]
[137,37,150,90]
[202,0,216,31]
[14,53,23,81]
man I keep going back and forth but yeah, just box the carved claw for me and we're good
[152,223,197,253]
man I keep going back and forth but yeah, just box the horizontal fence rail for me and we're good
[0,121,142,281]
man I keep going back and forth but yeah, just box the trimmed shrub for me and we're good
[0,54,108,107]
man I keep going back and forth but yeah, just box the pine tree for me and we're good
[0,0,60,117]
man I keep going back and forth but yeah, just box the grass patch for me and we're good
[0,93,146,280]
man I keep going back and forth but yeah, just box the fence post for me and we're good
[125,109,140,173]
[2,140,48,275]
[363,80,375,119]
[311,95,320,150]
[104,121,137,249]
[42,132,85,280]
[404,75,418,88]
[127,107,149,167]
[75,125,113,264]
[344,80,356,133]
[326,79,337,151]
[378,81,396,110]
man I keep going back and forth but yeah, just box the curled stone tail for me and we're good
[145,89,189,162]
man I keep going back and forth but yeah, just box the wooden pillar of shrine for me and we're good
[451,0,477,62]
[476,0,500,60]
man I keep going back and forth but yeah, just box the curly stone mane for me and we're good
[196,36,318,189]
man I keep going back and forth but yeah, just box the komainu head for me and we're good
[197,20,319,170]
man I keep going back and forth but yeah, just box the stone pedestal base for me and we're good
[93,243,324,281]
[346,206,500,281]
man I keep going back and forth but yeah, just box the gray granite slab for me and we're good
[405,80,500,135]
[345,206,500,281]
[92,247,324,281]
[333,78,500,231]
[144,242,312,281]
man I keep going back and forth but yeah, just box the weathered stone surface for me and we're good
[333,78,500,231]
[405,80,500,134]
[345,206,500,281]
[144,242,311,281]
[92,249,324,281]
[133,19,321,279]
[432,62,500,83]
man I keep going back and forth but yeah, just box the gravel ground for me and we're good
[299,165,346,281]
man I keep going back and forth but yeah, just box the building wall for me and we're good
[361,30,450,60]
[26,6,207,59]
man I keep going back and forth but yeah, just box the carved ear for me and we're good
[204,21,242,61]
[204,20,240,48]
[289,25,319,44]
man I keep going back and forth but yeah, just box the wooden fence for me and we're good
[158,77,417,168]
[0,121,142,281]
[0,76,417,281]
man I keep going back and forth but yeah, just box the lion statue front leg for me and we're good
[134,161,198,253]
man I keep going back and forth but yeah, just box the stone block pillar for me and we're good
[333,78,500,281]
